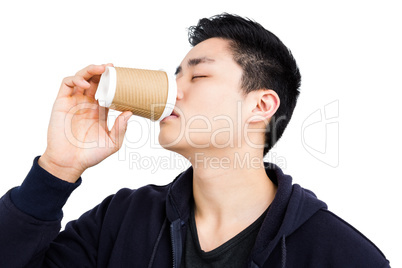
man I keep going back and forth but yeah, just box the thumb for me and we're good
[109,111,133,151]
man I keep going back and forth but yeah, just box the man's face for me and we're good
[159,38,250,155]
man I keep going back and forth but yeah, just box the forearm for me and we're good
[0,156,81,267]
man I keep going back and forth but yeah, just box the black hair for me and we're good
[188,13,301,155]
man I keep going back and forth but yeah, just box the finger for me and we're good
[109,111,133,151]
[89,64,113,84]
[75,64,108,81]
[85,64,115,98]
[85,75,102,97]
[98,105,109,122]
[57,76,91,98]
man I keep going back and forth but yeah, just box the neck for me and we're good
[190,149,277,226]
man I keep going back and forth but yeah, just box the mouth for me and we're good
[171,109,179,117]
[161,108,180,122]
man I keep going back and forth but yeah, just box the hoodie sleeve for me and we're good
[0,156,81,267]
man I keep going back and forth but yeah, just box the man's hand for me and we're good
[39,64,133,183]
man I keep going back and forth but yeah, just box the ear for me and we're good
[249,90,280,123]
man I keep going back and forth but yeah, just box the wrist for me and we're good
[10,156,82,221]
[38,153,83,183]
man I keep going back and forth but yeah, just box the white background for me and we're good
[0,0,400,266]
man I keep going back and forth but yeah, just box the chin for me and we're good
[159,119,186,145]
[159,132,181,151]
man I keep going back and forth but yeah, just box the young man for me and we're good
[0,14,389,267]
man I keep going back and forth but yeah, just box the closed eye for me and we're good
[192,75,207,80]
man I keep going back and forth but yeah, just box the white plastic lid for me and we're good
[95,66,117,107]
[157,74,177,121]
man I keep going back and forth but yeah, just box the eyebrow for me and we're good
[175,57,215,76]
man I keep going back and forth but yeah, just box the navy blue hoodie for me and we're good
[0,157,390,267]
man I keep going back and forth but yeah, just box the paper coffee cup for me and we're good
[96,66,176,121]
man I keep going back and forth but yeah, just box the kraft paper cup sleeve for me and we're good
[112,67,168,120]
[96,66,176,121]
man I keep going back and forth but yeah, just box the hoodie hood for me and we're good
[251,163,327,267]
[165,162,327,267]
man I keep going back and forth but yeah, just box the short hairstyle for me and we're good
[188,13,301,155]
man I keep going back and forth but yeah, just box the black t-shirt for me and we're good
[182,206,267,268]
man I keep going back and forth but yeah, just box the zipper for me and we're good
[170,219,183,268]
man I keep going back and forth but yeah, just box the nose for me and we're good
[176,81,184,100]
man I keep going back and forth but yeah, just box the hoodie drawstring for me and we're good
[250,235,287,268]
[281,234,287,268]
[148,218,167,268]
